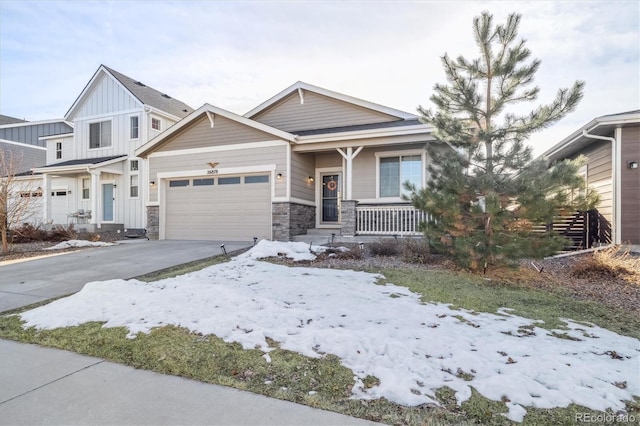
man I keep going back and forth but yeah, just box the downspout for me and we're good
[581,129,620,245]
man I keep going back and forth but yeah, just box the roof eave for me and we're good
[296,124,434,144]
[135,104,298,158]
[542,112,640,160]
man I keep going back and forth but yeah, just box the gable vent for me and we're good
[134,81,146,87]
[161,93,172,99]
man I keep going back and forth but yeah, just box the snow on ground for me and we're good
[18,240,640,422]
[45,240,114,250]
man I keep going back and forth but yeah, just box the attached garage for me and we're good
[164,173,272,241]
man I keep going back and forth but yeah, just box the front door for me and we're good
[321,174,341,223]
[102,184,114,222]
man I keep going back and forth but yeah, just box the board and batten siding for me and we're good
[291,152,315,202]
[148,145,288,202]
[621,126,640,244]
[155,115,278,152]
[46,135,74,165]
[73,73,140,119]
[0,122,73,147]
[251,91,400,132]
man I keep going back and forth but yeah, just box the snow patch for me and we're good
[45,240,115,250]
[17,242,640,422]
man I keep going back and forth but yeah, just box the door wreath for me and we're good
[326,180,337,191]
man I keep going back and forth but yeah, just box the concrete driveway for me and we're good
[0,240,250,312]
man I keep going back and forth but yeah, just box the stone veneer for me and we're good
[340,200,357,237]
[272,202,316,241]
[146,205,159,240]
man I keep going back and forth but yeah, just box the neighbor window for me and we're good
[130,175,139,197]
[151,118,161,131]
[89,121,112,148]
[82,178,90,199]
[379,155,422,197]
[130,116,139,139]
[55,142,62,159]
[129,160,139,198]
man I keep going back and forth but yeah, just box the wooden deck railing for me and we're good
[356,205,430,235]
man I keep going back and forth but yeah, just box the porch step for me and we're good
[304,228,341,236]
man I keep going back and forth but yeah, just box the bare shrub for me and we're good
[571,247,640,285]
[10,223,47,243]
[333,248,364,260]
[400,238,432,264]
[368,239,399,256]
[47,224,78,242]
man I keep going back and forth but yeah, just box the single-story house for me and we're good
[136,82,448,241]
[542,110,639,245]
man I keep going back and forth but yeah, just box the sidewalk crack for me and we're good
[0,359,105,405]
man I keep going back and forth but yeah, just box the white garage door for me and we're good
[165,174,271,241]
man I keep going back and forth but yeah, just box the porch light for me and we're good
[149,181,156,187]
[307,176,314,183]
[276,173,283,180]
[629,161,638,169]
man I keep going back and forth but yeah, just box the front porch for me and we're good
[289,202,430,243]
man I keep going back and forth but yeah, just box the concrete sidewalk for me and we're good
[0,339,375,425]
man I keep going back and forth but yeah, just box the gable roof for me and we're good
[0,114,28,125]
[244,81,417,121]
[543,110,640,161]
[135,103,298,158]
[65,65,194,120]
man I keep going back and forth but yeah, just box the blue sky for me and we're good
[1,0,638,155]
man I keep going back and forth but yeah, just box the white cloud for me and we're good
[1,0,637,154]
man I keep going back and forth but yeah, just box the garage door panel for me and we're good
[165,176,271,241]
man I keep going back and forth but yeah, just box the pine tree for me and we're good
[407,11,597,271]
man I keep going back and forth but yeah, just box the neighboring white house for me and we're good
[30,65,193,231]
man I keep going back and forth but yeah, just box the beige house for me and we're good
[543,110,640,245]
[135,82,448,242]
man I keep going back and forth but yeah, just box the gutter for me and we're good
[580,129,621,245]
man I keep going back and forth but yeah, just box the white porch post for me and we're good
[90,172,99,225]
[336,146,363,200]
[42,173,50,223]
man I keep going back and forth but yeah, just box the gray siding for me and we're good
[351,144,430,200]
[252,91,400,132]
[156,115,278,152]
[0,142,46,174]
[0,122,73,147]
[621,126,640,244]
[291,152,315,201]
[148,145,287,202]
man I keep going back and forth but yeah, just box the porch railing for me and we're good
[356,205,430,235]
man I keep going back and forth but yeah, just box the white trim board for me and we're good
[148,140,288,158]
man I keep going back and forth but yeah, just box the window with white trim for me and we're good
[89,121,112,148]
[82,178,90,199]
[151,117,161,131]
[130,175,139,198]
[129,160,139,198]
[130,116,139,139]
[379,155,422,197]
[55,142,62,159]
